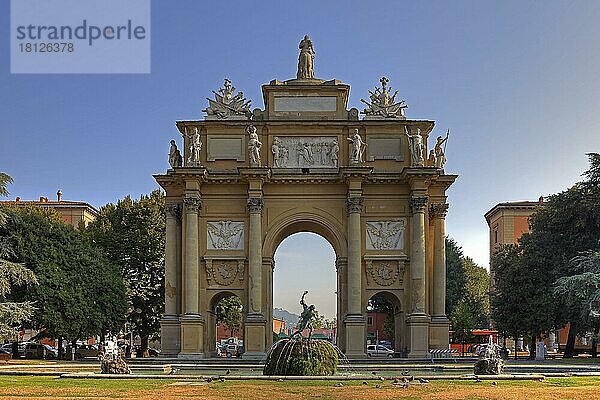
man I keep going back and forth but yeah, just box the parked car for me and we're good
[65,344,101,360]
[24,343,57,359]
[367,344,394,357]
[224,343,244,358]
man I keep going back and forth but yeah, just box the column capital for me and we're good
[346,196,364,214]
[410,195,428,214]
[247,197,264,213]
[165,203,182,220]
[429,203,449,219]
[183,196,202,213]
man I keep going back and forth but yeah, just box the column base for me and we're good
[160,315,181,357]
[344,314,367,359]
[243,313,267,360]
[429,315,450,349]
[407,313,430,358]
[179,314,205,358]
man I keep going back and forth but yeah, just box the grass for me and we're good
[0,376,600,399]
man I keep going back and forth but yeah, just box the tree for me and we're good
[451,302,476,355]
[446,237,490,332]
[86,190,165,356]
[0,174,38,341]
[491,154,600,358]
[491,245,529,350]
[554,250,600,357]
[446,237,466,317]
[215,296,242,338]
[3,205,126,355]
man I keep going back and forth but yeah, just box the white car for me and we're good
[367,344,394,357]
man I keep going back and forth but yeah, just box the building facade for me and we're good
[1,193,98,228]
[154,41,456,359]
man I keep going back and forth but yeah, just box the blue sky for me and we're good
[2,1,600,319]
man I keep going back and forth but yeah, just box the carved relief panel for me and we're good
[365,259,405,287]
[271,136,339,168]
[207,221,244,250]
[365,220,406,250]
[204,258,245,287]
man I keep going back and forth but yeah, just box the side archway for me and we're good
[366,290,405,354]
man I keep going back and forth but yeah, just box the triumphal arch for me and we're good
[154,37,456,359]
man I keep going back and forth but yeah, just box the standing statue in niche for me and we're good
[186,127,202,166]
[247,125,262,167]
[291,291,317,338]
[434,130,449,169]
[168,140,183,168]
[297,35,315,79]
[272,137,282,167]
[404,126,424,167]
[347,129,366,165]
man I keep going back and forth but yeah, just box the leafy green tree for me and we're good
[446,238,490,331]
[451,301,476,355]
[4,205,126,355]
[0,175,38,341]
[554,250,600,357]
[519,153,600,357]
[86,190,165,356]
[446,237,466,317]
[462,257,491,327]
[215,296,242,337]
[491,245,529,351]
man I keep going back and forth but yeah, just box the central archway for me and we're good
[273,232,337,340]
[262,210,348,350]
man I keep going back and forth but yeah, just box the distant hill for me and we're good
[273,308,299,330]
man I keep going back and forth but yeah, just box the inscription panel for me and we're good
[366,136,403,161]
[274,96,337,112]
[207,136,244,161]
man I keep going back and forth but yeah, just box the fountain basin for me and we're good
[263,338,338,376]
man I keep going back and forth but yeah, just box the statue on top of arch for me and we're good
[203,78,252,120]
[296,35,316,79]
[361,77,407,119]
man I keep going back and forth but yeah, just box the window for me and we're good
[493,227,498,244]
[367,316,373,326]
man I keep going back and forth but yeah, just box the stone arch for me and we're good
[262,208,347,349]
[263,209,347,259]
[205,289,245,357]
[366,290,406,354]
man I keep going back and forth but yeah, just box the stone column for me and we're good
[336,257,347,353]
[429,203,450,349]
[179,194,204,358]
[183,195,201,315]
[165,203,181,316]
[344,196,366,358]
[161,203,182,356]
[244,197,267,359]
[408,195,430,358]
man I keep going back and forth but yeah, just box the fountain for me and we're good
[263,291,339,376]
[473,337,504,375]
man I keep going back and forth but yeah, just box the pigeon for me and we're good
[168,368,179,375]
[379,376,385,381]
[362,381,368,385]
[418,378,429,384]
[475,377,482,383]
[401,370,411,376]
[375,384,381,389]
[225,369,231,375]
[219,378,225,383]
[206,378,213,383]
[372,371,378,375]
[277,378,284,382]
[335,382,343,387]
[492,381,497,386]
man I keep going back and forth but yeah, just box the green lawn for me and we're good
[0,376,600,400]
